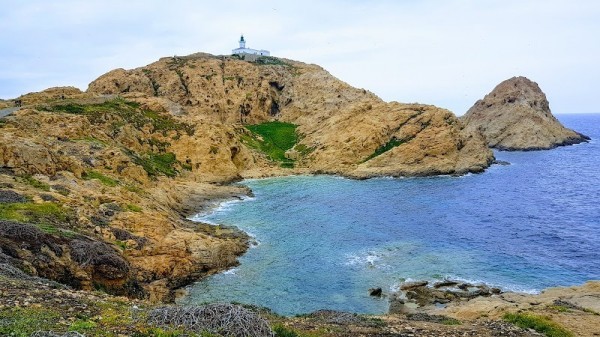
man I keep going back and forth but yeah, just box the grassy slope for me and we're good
[243,121,298,167]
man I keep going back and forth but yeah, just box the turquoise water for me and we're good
[183,114,600,315]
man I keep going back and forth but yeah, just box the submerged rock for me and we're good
[369,287,383,297]
[461,76,590,151]
[389,280,503,314]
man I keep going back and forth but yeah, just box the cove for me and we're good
[182,114,600,316]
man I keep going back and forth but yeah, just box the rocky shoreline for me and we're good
[2,263,598,336]
[1,53,596,336]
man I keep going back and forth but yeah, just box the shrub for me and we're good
[18,175,50,191]
[126,204,143,212]
[364,137,404,162]
[503,312,573,337]
[272,324,299,337]
[131,152,179,178]
[254,57,290,66]
[68,319,97,333]
[146,303,274,337]
[83,170,119,187]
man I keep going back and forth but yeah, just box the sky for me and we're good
[1,0,599,115]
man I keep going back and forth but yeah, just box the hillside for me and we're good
[88,53,494,178]
[0,53,492,302]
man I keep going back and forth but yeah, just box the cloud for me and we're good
[1,0,599,114]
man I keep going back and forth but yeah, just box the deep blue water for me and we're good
[183,114,600,315]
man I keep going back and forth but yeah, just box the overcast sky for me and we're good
[1,0,598,115]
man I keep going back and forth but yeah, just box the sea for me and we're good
[182,114,600,316]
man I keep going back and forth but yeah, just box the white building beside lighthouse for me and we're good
[232,35,270,56]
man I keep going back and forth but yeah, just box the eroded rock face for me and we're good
[0,53,494,302]
[88,54,494,176]
[461,76,589,151]
[16,86,90,106]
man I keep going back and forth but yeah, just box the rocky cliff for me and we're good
[0,53,493,301]
[88,53,494,177]
[0,99,251,302]
[461,76,589,151]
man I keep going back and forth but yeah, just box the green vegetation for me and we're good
[294,144,315,156]
[364,137,404,162]
[273,324,301,337]
[124,184,146,195]
[69,318,98,333]
[126,204,143,212]
[147,137,171,152]
[38,97,194,137]
[255,56,290,66]
[548,305,571,313]
[18,175,50,191]
[83,170,119,187]
[0,202,71,229]
[503,312,573,337]
[242,121,298,167]
[115,240,128,250]
[131,152,179,178]
[441,317,462,325]
[75,136,108,147]
[0,307,61,337]
[272,324,325,337]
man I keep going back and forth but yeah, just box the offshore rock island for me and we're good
[0,52,597,336]
[461,76,590,151]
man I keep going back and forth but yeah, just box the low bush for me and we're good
[131,152,179,178]
[503,312,573,337]
[18,175,50,191]
[146,303,274,337]
[364,137,404,162]
[83,170,119,187]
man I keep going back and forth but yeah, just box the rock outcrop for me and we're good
[0,99,11,109]
[88,53,494,177]
[461,76,589,151]
[0,53,493,302]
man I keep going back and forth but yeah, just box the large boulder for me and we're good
[461,76,589,151]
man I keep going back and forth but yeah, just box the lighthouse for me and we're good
[232,35,270,56]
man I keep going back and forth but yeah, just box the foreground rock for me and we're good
[387,280,600,337]
[6,267,593,337]
[4,269,598,336]
[461,76,590,151]
[389,280,501,314]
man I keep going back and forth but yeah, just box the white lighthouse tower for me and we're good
[232,35,270,56]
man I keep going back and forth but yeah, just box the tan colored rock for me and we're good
[16,86,91,106]
[0,99,11,109]
[433,281,600,337]
[0,52,495,302]
[461,76,590,150]
[88,53,493,177]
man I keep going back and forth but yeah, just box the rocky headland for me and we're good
[0,53,493,300]
[461,76,590,151]
[0,54,596,336]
